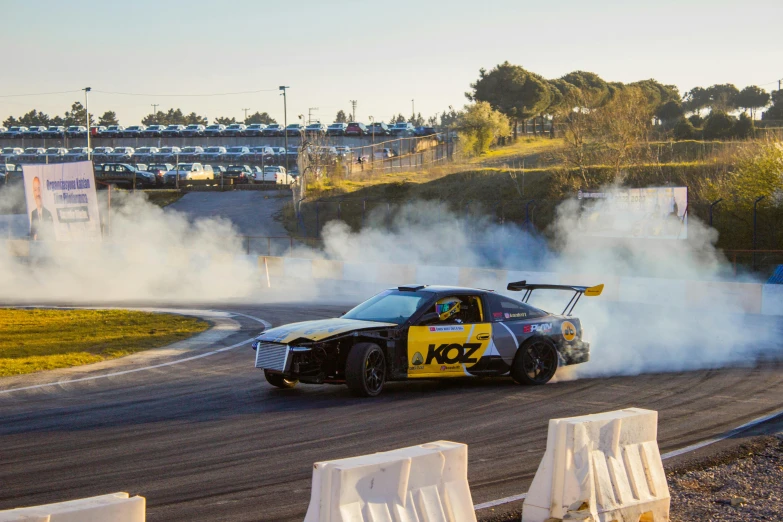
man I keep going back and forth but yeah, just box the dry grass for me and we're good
[0,308,208,376]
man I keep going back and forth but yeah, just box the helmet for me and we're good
[435,297,461,321]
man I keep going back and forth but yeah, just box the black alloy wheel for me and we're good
[511,338,559,385]
[346,343,386,397]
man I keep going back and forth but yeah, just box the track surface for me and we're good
[1,303,783,521]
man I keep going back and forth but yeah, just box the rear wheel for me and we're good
[345,343,386,397]
[264,370,298,389]
[511,338,559,385]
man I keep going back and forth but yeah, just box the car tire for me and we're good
[345,342,386,397]
[510,337,559,385]
[264,370,298,389]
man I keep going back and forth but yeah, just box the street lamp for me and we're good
[83,87,92,160]
[280,86,290,171]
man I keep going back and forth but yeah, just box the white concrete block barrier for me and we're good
[0,492,145,522]
[304,440,476,522]
[522,408,669,522]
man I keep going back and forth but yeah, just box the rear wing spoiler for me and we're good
[507,280,604,316]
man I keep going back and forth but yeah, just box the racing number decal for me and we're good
[407,324,492,378]
[561,321,577,342]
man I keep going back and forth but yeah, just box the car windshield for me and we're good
[175,164,193,170]
[204,147,222,152]
[228,125,242,129]
[166,126,180,130]
[207,125,220,129]
[342,289,431,325]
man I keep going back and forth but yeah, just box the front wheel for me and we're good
[511,338,559,385]
[264,370,298,389]
[345,343,386,397]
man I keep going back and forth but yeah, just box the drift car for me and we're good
[251,281,603,396]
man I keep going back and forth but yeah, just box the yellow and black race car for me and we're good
[251,281,603,396]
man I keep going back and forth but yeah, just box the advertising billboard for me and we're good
[23,161,101,241]
[577,187,688,239]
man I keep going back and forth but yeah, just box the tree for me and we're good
[408,112,424,126]
[98,111,119,126]
[688,114,704,127]
[184,112,207,125]
[390,113,406,123]
[3,109,52,127]
[702,111,735,139]
[682,87,710,115]
[457,101,510,156]
[141,111,165,125]
[468,62,552,139]
[735,86,770,119]
[655,100,684,125]
[628,79,680,109]
[214,116,236,125]
[63,101,92,127]
[705,84,739,112]
[559,70,611,108]
[762,90,783,120]
[245,111,276,124]
[672,117,696,140]
[733,113,754,139]
[439,108,459,127]
[335,110,348,123]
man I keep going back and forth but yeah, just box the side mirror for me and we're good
[416,312,439,325]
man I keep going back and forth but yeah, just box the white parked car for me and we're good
[163,163,214,185]
[255,165,293,185]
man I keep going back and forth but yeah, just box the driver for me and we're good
[435,297,463,324]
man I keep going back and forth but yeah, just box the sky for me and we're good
[2,0,782,126]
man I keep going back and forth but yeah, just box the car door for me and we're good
[406,294,492,378]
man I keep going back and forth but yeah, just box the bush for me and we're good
[673,117,696,140]
[733,113,754,139]
[688,114,704,127]
[702,111,735,140]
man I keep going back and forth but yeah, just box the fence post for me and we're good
[525,199,536,230]
[753,196,765,272]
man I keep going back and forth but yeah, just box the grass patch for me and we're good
[143,189,185,207]
[0,308,209,377]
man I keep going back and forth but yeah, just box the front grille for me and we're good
[255,342,289,372]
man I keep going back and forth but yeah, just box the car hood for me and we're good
[256,318,396,344]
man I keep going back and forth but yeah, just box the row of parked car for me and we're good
[0,122,440,139]
[0,145,364,165]
[0,161,294,189]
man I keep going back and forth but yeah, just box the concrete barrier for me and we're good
[762,284,783,315]
[0,492,145,522]
[304,440,476,522]
[522,408,669,522]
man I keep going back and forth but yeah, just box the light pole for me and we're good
[83,87,91,160]
[411,99,415,120]
[151,103,159,118]
[369,116,375,165]
[280,86,290,171]
[242,108,250,122]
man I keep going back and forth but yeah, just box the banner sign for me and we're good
[577,187,688,239]
[23,161,101,241]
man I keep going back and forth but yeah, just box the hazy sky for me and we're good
[3,0,781,126]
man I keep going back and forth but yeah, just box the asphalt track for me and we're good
[1,303,783,521]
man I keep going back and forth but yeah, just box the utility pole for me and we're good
[350,100,357,122]
[242,108,250,122]
[308,107,319,125]
[151,103,159,118]
[411,99,415,119]
[84,87,92,160]
[280,86,290,172]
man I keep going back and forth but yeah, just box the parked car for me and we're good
[90,126,107,137]
[374,148,395,159]
[269,146,287,157]
[224,123,247,137]
[345,122,368,136]
[1,163,24,184]
[64,147,92,161]
[43,147,68,161]
[41,126,66,139]
[244,123,267,137]
[390,122,415,136]
[334,146,351,159]
[92,146,114,162]
[109,146,135,161]
[179,146,204,162]
[222,146,250,162]
[305,123,326,136]
[154,146,182,162]
[224,164,252,184]
[146,163,174,186]
[66,126,87,138]
[256,165,293,185]
[96,163,156,188]
[285,147,300,163]
[285,123,304,137]
[142,125,166,137]
[251,146,274,163]
[181,124,206,137]
[0,147,23,161]
[18,147,46,162]
[414,126,438,137]
[326,123,347,136]
[0,126,6,137]
[209,165,227,178]
[122,125,147,137]
[5,126,29,139]
[161,124,186,137]
[133,146,159,163]
[262,124,283,137]
[204,124,226,137]
[200,146,226,162]
[23,126,47,139]
[367,122,391,136]
[163,163,214,185]
[102,125,126,138]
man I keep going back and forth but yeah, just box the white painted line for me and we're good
[0,309,270,396]
[474,405,783,511]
